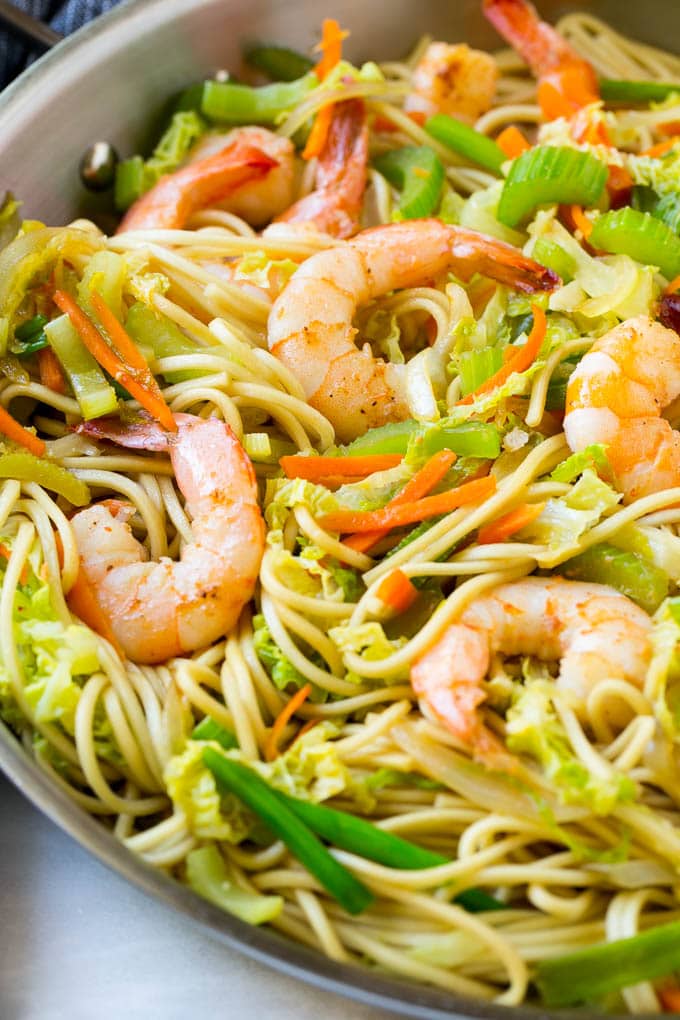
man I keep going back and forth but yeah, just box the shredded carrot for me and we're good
[344,449,457,553]
[642,136,680,158]
[90,292,176,433]
[458,304,547,407]
[477,502,546,545]
[0,402,45,457]
[280,453,403,480]
[314,18,346,80]
[407,110,427,127]
[659,121,680,137]
[266,683,313,761]
[375,568,418,614]
[606,163,633,203]
[496,125,531,159]
[302,102,335,160]
[659,987,680,1012]
[537,65,599,121]
[319,475,496,533]
[292,719,318,745]
[37,347,66,395]
[665,274,680,296]
[53,290,176,432]
[569,204,593,240]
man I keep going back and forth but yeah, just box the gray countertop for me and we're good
[0,775,400,1020]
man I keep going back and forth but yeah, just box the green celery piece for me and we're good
[125,303,203,382]
[416,422,501,460]
[78,250,126,321]
[203,749,374,914]
[244,44,314,82]
[0,451,90,506]
[425,114,505,175]
[497,146,608,228]
[201,73,317,124]
[590,207,680,280]
[532,238,577,282]
[344,420,420,456]
[562,542,668,614]
[44,315,118,420]
[191,716,239,749]
[186,845,283,925]
[600,79,680,103]
[373,146,445,219]
[114,156,145,212]
[535,918,680,1006]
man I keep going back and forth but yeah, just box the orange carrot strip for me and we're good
[280,453,403,480]
[314,18,346,80]
[303,102,335,160]
[642,136,680,158]
[0,402,45,457]
[659,987,680,1013]
[90,292,176,433]
[607,163,633,202]
[53,290,176,432]
[344,449,457,553]
[458,304,547,407]
[569,204,593,240]
[375,568,418,614]
[37,347,66,395]
[319,475,496,533]
[665,274,680,296]
[477,502,546,545]
[266,683,313,762]
[496,125,531,158]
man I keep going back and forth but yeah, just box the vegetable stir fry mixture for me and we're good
[6,0,680,1009]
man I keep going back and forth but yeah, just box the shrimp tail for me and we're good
[276,99,368,238]
[483,0,582,76]
[77,414,173,452]
[449,228,559,293]
[117,139,279,233]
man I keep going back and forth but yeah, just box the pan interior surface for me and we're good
[1,1,680,1017]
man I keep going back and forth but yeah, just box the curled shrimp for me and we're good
[483,0,599,119]
[564,315,680,503]
[267,219,557,443]
[411,577,652,763]
[71,413,264,663]
[275,98,368,239]
[404,42,499,123]
[117,129,290,232]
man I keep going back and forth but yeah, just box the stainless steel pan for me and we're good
[0,1,678,1015]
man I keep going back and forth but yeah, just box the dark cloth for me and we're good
[0,0,123,89]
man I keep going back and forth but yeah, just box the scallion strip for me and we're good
[425,114,506,175]
[192,716,239,750]
[201,73,317,124]
[373,146,445,219]
[600,78,680,103]
[203,749,374,915]
[497,146,608,228]
[589,207,680,280]
[535,919,680,1006]
[244,44,314,82]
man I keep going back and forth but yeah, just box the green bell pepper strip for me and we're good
[203,749,374,915]
[44,315,118,420]
[344,420,419,456]
[244,44,314,82]
[344,419,501,459]
[589,207,680,280]
[600,78,680,103]
[532,238,577,283]
[114,156,145,212]
[201,72,317,124]
[535,918,680,1006]
[561,542,668,614]
[497,146,608,228]
[424,114,506,175]
[0,450,90,506]
[373,146,445,219]
[191,716,239,750]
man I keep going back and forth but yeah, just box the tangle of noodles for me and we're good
[4,8,680,1013]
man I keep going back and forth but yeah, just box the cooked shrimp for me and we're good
[186,127,298,227]
[411,577,652,762]
[117,132,282,232]
[483,0,599,118]
[404,42,498,123]
[564,316,680,503]
[277,99,368,239]
[267,219,557,442]
[71,413,264,663]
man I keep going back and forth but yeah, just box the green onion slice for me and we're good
[425,114,506,175]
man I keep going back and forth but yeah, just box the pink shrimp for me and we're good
[411,577,652,764]
[483,0,600,119]
[117,135,279,232]
[276,98,368,239]
[71,413,264,663]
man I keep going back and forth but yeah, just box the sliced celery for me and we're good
[497,147,608,228]
[44,315,118,420]
[590,207,680,280]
